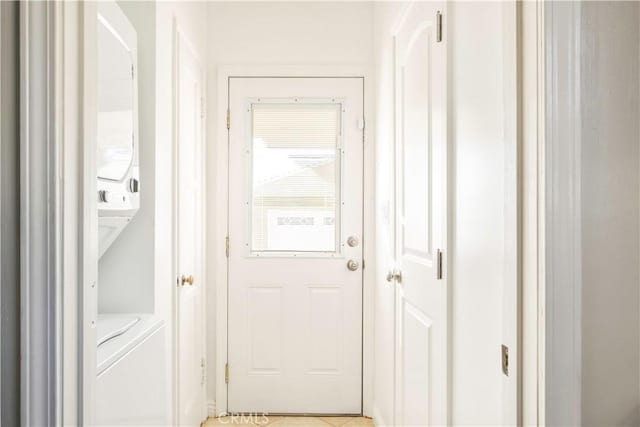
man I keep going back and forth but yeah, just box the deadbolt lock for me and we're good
[347,236,359,247]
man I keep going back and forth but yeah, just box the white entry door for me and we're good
[393,3,448,426]
[228,77,364,414]
[176,32,205,427]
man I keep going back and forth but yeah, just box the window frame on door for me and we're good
[245,97,346,258]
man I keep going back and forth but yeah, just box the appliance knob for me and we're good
[129,178,139,193]
[98,190,111,203]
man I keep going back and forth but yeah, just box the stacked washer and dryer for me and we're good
[95,2,166,425]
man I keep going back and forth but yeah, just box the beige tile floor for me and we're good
[203,415,374,427]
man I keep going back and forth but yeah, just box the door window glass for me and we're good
[251,103,341,253]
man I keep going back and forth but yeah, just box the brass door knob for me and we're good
[394,270,402,283]
[386,270,394,282]
[386,269,402,283]
[181,274,194,286]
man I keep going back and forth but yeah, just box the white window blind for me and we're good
[251,103,341,252]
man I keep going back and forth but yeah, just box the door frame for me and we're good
[502,1,523,424]
[19,1,95,424]
[520,0,547,425]
[505,0,549,424]
[539,2,581,425]
[213,66,374,416]
[172,21,208,426]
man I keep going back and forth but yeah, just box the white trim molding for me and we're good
[520,0,546,425]
[20,2,91,424]
[0,2,21,426]
[501,1,523,424]
[208,400,217,418]
[20,2,61,424]
[544,2,582,425]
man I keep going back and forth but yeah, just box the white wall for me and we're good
[372,2,506,425]
[0,2,20,424]
[205,1,374,412]
[449,2,505,424]
[580,2,639,425]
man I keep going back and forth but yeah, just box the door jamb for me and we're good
[213,65,375,416]
[504,0,550,423]
[518,1,581,424]
[541,2,581,425]
[520,1,547,424]
[20,1,95,424]
[501,1,523,424]
[20,2,63,424]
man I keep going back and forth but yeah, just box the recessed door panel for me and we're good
[401,302,432,427]
[308,287,343,373]
[401,27,433,261]
[248,287,283,373]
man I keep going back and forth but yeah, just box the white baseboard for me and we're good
[207,400,217,417]
[371,405,387,427]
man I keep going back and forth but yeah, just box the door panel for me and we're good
[401,302,431,427]
[228,77,364,414]
[176,33,205,427]
[247,287,282,373]
[394,3,447,426]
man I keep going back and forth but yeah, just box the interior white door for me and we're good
[176,32,205,427]
[393,3,448,426]
[227,77,364,414]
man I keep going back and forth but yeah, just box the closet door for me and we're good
[175,30,206,427]
[393,3,448,426]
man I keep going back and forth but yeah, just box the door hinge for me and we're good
[436,249,443,280]
[131,64,134,79]
[226,109,230,130]
[225,363,229,384]
[225,236,230,258]
[501,345,509,376]
[201,358,206,386]
[436,11,443,43]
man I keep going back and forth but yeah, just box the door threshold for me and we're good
[225,413,366,417]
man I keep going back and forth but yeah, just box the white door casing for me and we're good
[393,3,448,426]
[175,30,206,427]
[227,77,364,414]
